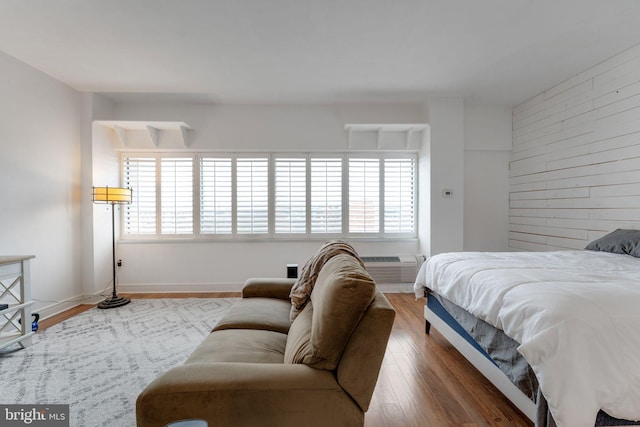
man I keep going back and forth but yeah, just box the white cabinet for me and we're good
[0,255,35,350]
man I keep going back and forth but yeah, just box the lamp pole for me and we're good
[94,187,132,309]
[111,204,117,300]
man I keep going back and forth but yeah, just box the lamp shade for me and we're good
[92,186,132,204]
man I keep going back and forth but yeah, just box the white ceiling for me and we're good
[2,0,640,106]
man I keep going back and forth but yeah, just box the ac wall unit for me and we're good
[361,255,424,284]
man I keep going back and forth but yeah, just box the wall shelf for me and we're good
[95,121,192,148]
[344,123,427,150]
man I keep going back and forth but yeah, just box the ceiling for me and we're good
[2,0,640,106]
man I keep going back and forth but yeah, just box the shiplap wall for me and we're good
[510,43,640,251]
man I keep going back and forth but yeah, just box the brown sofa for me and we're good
[136,253,396,427]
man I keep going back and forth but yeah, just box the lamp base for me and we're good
[97,295,131,309]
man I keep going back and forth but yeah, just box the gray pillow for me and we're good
[585,229,640,257]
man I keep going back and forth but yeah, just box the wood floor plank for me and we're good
[37,292,532,426]
[37,304,94,331]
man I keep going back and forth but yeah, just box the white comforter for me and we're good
[413,250,640,427]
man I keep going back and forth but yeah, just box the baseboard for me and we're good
[34,294,101,322]
[118,282,244,293]
[119,282,411,294]
[376,283,414,293]
[34,281,409,324]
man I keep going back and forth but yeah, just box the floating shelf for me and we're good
[95,121,192,148]
[344,123,427,150]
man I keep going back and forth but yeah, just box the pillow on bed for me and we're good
[585,229,640,257]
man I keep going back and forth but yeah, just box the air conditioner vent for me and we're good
[361,255,423,284]
[360,256,400,263]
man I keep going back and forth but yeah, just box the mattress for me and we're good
[429,293,538,401]
[415,250,640,427]
[428,292,640,427]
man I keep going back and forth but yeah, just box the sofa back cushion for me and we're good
[284,253,376,370]
[337,290,395,411]
[289,240,364,322]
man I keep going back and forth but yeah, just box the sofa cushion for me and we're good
[337,290,396,411]
[242,278,296,300]
[213,297,292,334]
[187,329,287,364]
[285,254,376,370]
[284,302,314,364]
[289,240,364,322]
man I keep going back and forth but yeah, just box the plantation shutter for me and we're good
[348,158,380,233]
[123,156,156,235]
[275,158,307,234]
[310,158,342,233]
[200,157,233,234]
[384,158,415,233]
[160,157,193,235]
[236,158,268,234]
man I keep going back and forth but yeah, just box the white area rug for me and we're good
[0,298,236,427]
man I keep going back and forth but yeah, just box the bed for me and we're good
[413,230,640,427]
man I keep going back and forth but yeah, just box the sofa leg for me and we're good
[425,320,431,335]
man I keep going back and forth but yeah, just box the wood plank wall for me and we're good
[510,43,640,251]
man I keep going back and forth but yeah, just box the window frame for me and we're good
[235,154,270,238]
[308,154,345,239]
[198,154,234,238]
[272,153,309,238]
[347,153,382,238]
[159,154,196,238]
[121,152,196,240]
[120,151,417,241]
[121,154,158,239]
[381,153,417,239]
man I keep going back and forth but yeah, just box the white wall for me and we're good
[427,97,465,255]
[97,102,426,291]
[418,121,432,256]
[107,102,427,151]
[419,100,512,256]
[92,98,512,291]
[90,95,121,297]
[463,104,512,251]
[0,51,83,316]
[510,43,640,250]
[81,93,121,299]
[0,50,513,305]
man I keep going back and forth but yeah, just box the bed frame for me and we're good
[424,294,536,421]
[424,294,640,427]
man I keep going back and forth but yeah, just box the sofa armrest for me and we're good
[136,363,362,427]
[242,278,296,300]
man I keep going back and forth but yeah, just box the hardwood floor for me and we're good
[367,294,531,427]
[39,292,531,427]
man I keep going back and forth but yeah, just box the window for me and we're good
[121,152,416,239]
[123,154,194,237]
[310,158,342,234]
[123,156,156,235]
[275,158,307,234]
[161,157,193,235]
[384,158,415,233]
[200,157,233,234]
[348,158,380,233]
[236,158,269,234]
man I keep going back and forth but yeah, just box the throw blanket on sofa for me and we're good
[289,241,365,321]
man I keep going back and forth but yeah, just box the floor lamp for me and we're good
[92,186,132,309]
